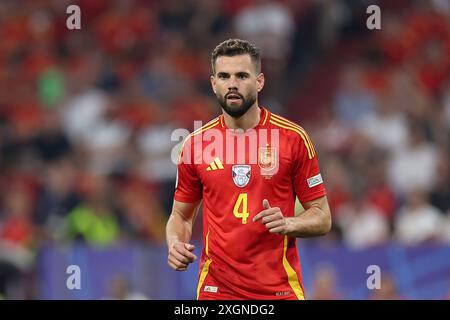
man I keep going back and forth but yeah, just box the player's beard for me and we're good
[217,91,257,118]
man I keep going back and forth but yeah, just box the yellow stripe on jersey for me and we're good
[191,119,220,137]
[271,114,315,155]
[214,157,224,169]
[197,230,212,299]
[271,114,316,156]
[270,118,314,159]
[210,161,217,170]
[282,236,305,300]
[262,109,269,126]
[178,118,220,162]
[196,259,212,299]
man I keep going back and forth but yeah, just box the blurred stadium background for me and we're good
[0,0,449,299]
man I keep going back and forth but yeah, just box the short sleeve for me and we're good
[293,133,327,204]
[174,136,203,203]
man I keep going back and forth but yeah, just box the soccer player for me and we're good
[166,39,331,300]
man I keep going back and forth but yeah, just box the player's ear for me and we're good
[210,75,217,94]
[257,73,265,93]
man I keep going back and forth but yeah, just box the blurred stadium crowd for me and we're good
[0,0,449,299]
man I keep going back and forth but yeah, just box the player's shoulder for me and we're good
[192,115,222,136]
[268,111,310,138]
[189,115,222,139]
[182,115,222,144]
[178,115,222,160]
[268,111,316,159]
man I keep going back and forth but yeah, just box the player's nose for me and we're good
[228,86,238,92]
[228,76,239,89]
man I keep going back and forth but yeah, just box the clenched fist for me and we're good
[167,241,197,271]
[253,199,288,235]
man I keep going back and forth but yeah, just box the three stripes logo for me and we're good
[206,157,224,171]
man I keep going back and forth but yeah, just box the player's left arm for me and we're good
[253,196,331,237]
[254,126,331,237]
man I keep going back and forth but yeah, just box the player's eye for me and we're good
[217,73,229,79]
[237,73,249,79]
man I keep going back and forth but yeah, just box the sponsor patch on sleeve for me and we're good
[307,174,323,188]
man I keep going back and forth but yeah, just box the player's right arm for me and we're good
[167,133,203,271]
[166,199,201,271]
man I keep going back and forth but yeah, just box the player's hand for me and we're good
[168,242,197,271]
[253,199,288,235]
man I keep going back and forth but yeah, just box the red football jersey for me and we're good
[174,107,327,300]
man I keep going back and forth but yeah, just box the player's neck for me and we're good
[223,104,261,131]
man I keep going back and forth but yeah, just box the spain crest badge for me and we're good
[258,146,278,178]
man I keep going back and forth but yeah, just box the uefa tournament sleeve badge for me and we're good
[258,146,278,179]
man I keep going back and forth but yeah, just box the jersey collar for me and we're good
[220,107,270,130]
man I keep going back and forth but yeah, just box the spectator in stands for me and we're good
[395,188,443,245]
[233,0,296,97]
[116,176,167,243]
[336,192,390,249]
[387,122,438,197]
[0,184,35,299]
[369,273,403,300]
[64,174,120,247]
[358,93,408,154]
[429,150,450,215]
[104,274,148,300]
[233,0,295,63]
[333,63,377,128]
[34,158,80,242]
[309,263,342,300]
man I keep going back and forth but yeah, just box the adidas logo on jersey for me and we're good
[206,158,224,171]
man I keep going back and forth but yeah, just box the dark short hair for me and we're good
[211,39,261,74]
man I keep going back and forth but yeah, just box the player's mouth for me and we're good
[226,93,242,101]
